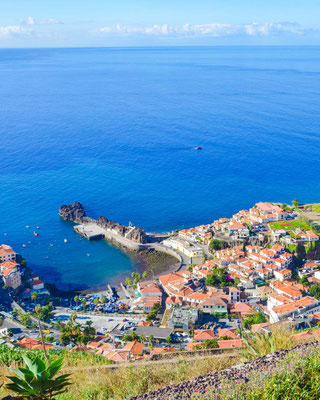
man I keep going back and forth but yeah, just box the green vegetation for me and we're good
[57,312,96,345]
[5,355,71,399]
[312,203,320,213]
[205,268,234,288]
[193,339,219,350]
[209,239,226,251]
[146,302,161,322]
[243,311,267,329]
[292,198,300,208]
[210,347,320,400]
[270,220,311,231]
[309,283,320,300]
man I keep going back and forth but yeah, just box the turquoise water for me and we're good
[1,46,320,290]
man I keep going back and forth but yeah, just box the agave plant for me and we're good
[5,355,71,399]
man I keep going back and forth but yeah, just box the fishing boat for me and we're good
[33,231,39,237]
[50,244,54,247]
[87,253,91,257]
[195,146,202,150]
[26,225,30,228]
[22,244,26,247]
[36,226,40,229]
[64,238,68,243]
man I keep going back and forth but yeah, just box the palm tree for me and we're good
[31,291,38,303]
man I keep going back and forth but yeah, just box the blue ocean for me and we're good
[1,46,320,290]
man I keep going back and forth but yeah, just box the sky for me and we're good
[1,0,320,47]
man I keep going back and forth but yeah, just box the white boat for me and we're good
[64,239,68,243]
[87,253,90,257]
[26,225,30,228]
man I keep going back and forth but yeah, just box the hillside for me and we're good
[1,338,320,399]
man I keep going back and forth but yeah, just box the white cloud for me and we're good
[99,22,305,37]
[24,17,63,26]
[0,25,31,37]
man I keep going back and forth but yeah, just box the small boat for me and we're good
[26,225,30,228]
[87,253,91,257]
[22,244,26,247]
[33,231,39,237]
[36,226,40,229]
[64,239,68,243]
[50,244,54,247]
[195,146,202,150]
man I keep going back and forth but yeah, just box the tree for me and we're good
[148,334,154,344]
[209,239,226,251]
[142,271,148,279]
[202,339,219,349]
[125,278,133,287]
[74,295,79,304]
[299,275,309,286]
[93,298,100,305]
[206,268,232,287]
[243,311,267,329]
[310,283,320,300]
[31,292,38,302]
[100,296,107,304]
[20,312,32,328]
[292,199,299,208]
[165,336,172,343]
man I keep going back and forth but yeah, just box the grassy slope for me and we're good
[0,328,316,400]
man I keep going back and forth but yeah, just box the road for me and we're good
[53,307,145,332]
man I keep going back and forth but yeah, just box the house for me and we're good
[201,296,228,314]
[32,279,45,290]
[229,302,255,318]
[218,328,238,339]
[162,238,203,263]
[193,329,215,342]
[0,245,16,262]
[269,296,320,323]
[274,269,292,282]
[168,307,198,330]
[227,222,249,238]
[17,337,53,350]
[1,261,21,289]
[101,350,130,363]
[123,341,144,356]
[228,287,240,303]
[217,339,243,349]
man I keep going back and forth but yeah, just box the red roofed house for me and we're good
[1,261,21,289]
[123,341,144,356]
[217,339,243,349]
[229,302,255,318]
[193,329,215,342]
[0,245,16,262]
[17,337,53,350]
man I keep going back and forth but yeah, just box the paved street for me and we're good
[53,307,145,332]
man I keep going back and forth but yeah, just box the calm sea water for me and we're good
[1,46,320,290]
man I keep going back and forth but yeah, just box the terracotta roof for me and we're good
[193,329,215,341]
[123,341,144,355]
[217,339,243,349]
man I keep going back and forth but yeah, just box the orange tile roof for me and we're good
[217,339,243,349]
[123,341,144,355]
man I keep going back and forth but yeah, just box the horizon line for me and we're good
[1,44,320,50]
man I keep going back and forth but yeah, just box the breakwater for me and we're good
[59,202,183,265]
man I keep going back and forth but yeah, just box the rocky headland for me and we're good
[59,202,147,244]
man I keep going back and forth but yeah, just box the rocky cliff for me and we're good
[59,202,87,223]
[97,216,146,244]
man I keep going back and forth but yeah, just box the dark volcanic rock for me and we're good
[59,202,87,223]
[130,341,320,400]
[97,216,146,244]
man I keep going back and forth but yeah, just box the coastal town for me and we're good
[1,200,320,363]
